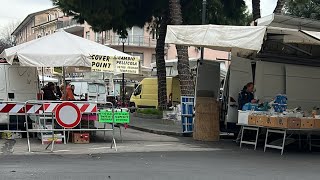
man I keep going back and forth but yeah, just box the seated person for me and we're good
[238,82,257,110]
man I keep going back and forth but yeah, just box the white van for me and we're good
[0,60,39,124]
[69,80,106,102]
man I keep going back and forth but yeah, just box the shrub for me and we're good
[137,108,162,115]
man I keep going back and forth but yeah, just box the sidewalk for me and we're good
[128,116,183,136]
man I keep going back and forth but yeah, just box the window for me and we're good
[86,31,90,40]
[98,85,106,94]
[127,26,144,45]
[95,32,101,43]
[152,29,156,39]
[107,31,111,40]
[88,84,97,93]
[134,84,142,96]
[47,14,51,21]
[151,54,156,63]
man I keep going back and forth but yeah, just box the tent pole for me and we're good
[42,67,45,87]
[63,66,67,100]
[42,67,44,100]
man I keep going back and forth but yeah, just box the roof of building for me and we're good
[11,7,59,36]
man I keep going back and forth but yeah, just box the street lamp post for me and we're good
[200,0,207,62]
[120,36,127,107]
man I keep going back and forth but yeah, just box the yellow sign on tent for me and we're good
[91,55,140,74]
[115,56,140,74]
[91,55,114,72]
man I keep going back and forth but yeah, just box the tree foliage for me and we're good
[0,21,19,53]
[274,0,286,14]
[285,0,320,20]
[52,0,165,35]
[182,0,251,25]
[53,0,250,34]
[252,0,261,21]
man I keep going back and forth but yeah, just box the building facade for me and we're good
[12,7,228,77]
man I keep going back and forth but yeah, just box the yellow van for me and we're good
[130,77,181,109]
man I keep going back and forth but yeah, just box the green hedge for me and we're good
[137,108,162,115]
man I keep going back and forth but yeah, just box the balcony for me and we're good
[105,35,156,48]
[57,19,84,34]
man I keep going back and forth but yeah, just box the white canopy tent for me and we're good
[165,25,267,57]
[165,24,320,56]
[0,30,131,67]
[0,30,134,102]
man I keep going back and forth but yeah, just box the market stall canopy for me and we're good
[0,30,131,67]
[165,25,267,56]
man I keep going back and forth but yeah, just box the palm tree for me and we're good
[274,0,286,14]
[155,14,168,110]
[252,0,261,21]
[168,0,194,96]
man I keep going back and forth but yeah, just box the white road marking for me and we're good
[88,147,109,150]
[53,150,71,152]
[145,144,173,147]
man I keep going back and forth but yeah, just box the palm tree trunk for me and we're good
[169,0,194,96]
[252,0,261,21]
[156,14,168,110]
[274,0,286,14]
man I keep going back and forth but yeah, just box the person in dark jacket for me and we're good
[70,85,78,96]
[238,82,257,110]
[42,82,57,100]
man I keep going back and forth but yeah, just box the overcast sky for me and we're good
[0,0,278,29]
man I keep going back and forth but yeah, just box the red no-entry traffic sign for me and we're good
[55,102,81,128]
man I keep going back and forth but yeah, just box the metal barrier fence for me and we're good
[23,100,116,152]
[0,101,29,138]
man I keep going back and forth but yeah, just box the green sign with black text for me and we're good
[99,110,130,124]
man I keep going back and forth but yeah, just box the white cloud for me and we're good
[0,0,53,28]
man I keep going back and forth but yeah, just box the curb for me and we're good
[127,124,183,137]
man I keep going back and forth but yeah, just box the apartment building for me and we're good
[12,7,228,77]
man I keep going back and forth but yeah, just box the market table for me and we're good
[238,124,318,155]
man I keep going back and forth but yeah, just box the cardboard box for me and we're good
[256,115,268,126]
[301,118,315,129]
[314,119,320,129]
[275,117,285,128]
[248,115,257,125]
[287,118,301,129]
[265,116,277,127]
[73,133,90,144]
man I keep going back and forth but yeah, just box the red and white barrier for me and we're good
[0,100,116,153]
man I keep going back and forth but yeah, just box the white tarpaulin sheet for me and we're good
[0,30,131,67]
[165,25,267,54]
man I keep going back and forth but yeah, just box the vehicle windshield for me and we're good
[98,85,106,94]
[134,84,142,95]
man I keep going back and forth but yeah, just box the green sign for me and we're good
[99,110,130,124]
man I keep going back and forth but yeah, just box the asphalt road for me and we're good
[1,150,320,180]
